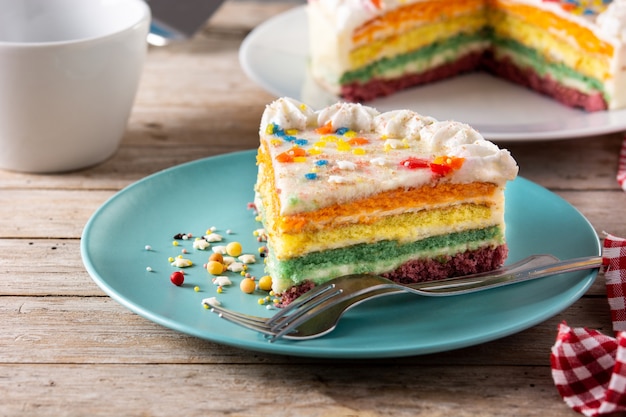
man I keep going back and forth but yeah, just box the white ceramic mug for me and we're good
[0,0,151,173]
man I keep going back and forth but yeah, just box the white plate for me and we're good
[239,6,626,142]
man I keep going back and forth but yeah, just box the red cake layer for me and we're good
[340,52,483,102]
[278,245,508,305]
[482,54,607,111]
[341,50,607,111]
[381,244,508,284]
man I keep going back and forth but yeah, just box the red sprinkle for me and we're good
[400,157,429,169]
[170,271,184,286]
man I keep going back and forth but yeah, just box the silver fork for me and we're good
[210,254,602,341]
[211,255,559,339]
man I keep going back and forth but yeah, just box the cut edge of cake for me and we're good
[307,0,626,111]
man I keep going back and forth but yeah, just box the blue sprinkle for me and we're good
[273,126,286,137]
[304,173,317,180]
[295,139,308,146]
[335,127,350,135]
[315,159,329,166]
[284,135,296,142]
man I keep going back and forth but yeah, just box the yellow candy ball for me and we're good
[226,241,242,257]
[240,277,256,294]
[258,275,273,291]
[206,261,224,275]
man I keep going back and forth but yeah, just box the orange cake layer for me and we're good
[353,0,485,44]
[492,0,614,56]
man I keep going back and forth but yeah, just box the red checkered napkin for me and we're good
[551,234,626,416]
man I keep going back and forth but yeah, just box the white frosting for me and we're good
[598,0,626,41]
[316,101,379,131]
[260,97,317,132]
[374,110,436,141]
[259,98,518,215]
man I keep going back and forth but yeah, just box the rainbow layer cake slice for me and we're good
[308,0,626,111]
[254,97,519,304]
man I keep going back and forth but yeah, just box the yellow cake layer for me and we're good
[349,13,487,70]
[353,0,486,45]
[492,9,611,80]
[271,203,500,260]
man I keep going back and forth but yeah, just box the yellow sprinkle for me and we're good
[258,298,266,305]
[168,257,174,263]
[336,140,351,152]
[255,215,262,222]
[352,148,366,155]
[194,286,200,292]
[270,139,282,146]
[293,156,307,163]
[265,124,274,134]
[309,148,322,155]
[314,141,326,148]
[322,135,338,142]
[177,255,183,259]
[217,286,223,294]
[285,129,298,135]
[299,104,307,110]
[269,291,275,296]
[310,167,318,173]
[273,298,280,304]
[172,241,179,246]
[344,130,357,138]
[203,303,210,309]
[258,275,273,291]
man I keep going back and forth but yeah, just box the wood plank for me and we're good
[0,363,576,417]
[506,133,624,191]
[0,190,114,239]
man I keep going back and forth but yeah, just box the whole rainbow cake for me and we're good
[308,0,626,111]
[254,97,519,303]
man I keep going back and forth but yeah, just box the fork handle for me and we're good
[411,255,603,295]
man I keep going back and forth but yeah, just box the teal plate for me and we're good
[81,150,601,358]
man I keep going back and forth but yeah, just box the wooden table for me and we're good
[2,2,625,415]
